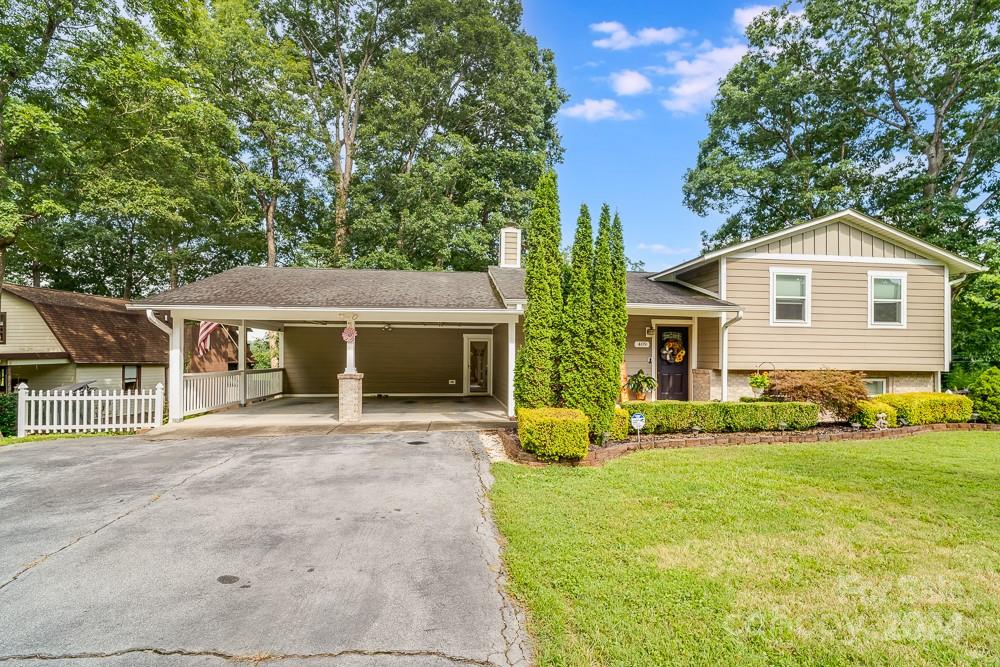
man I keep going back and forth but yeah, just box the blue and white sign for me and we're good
[630,413,646,431]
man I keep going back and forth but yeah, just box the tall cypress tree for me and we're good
[514,171,562,409]
[589,204,617,435]
[557,205,595,417]
[610,212,629,397]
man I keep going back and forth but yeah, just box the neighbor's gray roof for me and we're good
[134,266,507,310]
[487,267,740,309]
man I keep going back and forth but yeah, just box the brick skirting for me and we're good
[496,422,1000,467]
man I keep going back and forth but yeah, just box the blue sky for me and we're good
[521,1,774,271]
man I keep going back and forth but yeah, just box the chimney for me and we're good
[498,226,521,268]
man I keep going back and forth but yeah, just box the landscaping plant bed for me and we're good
[496,422,1000,466]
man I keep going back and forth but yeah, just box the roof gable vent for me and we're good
[498,226,521,268]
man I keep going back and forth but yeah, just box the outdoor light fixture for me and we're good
[382,323,393,332]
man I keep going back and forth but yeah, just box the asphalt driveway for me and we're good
[0,432,529,666]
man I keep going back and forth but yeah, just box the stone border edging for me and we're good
[496,422,1000,467]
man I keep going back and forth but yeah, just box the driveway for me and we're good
[0,432,530,666]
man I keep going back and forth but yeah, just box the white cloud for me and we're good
[562,98,640,121]
[732,4,777,31]
[659,42,748,113]
[590,21,689,50]
[609,69,653,96]
[637,242,692,256]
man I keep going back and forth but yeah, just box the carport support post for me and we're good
[238,319,247,407]
[168,315,184,422]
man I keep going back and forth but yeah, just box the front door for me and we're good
[656,327,689,401]
[464,335,492,395]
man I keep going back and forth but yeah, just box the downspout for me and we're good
[146,309,172,335]
[720,310,744,402]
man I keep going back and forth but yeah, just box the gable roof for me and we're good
[487,267,741,310]
[3,284,167,364]
[651,209,985,280]
[134,266,508,310]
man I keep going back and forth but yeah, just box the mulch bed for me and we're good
[496,422,1000,467]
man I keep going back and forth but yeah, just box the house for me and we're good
[130,209,983,423]
[0,285,168,392]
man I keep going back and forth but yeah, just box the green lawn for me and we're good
[490,432,1000,666]
[0,432,131,447]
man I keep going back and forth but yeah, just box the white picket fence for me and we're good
[16,383,164,437]
[182,368,283,416]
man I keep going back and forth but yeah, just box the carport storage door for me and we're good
[463,334,492,395]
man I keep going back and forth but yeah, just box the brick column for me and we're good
[691,369,712,401]
[338,372,364,423]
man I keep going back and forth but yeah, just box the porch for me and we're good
[149,394,510,438]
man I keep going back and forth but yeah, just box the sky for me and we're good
[521,1,776,272]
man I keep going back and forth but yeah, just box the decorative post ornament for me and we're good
[343,316,358,373]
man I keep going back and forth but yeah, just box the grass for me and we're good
[490,432,1000,666]
[0,431,132,447]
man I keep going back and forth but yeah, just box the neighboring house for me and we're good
[131,209,983,422]
[184,322,241,372]
[0,285,168,392]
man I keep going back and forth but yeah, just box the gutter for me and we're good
[146,309,172,335]
[720,310,745,402]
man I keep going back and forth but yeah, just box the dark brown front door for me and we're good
[656,327,689,401]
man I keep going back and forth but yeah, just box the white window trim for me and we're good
[769,266,812,327]
[868,270,907,328]
[864,377,887,396]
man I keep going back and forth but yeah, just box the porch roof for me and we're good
[487,267,741,310]
[133,266,507,310]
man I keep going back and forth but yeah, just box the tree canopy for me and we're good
[1,0,565,295]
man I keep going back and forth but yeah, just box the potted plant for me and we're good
[748,372,770,398]
[625,370,657,401]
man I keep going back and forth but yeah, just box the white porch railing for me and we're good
[16,384,164,437]
[246,368,283,401]
[182,368,283,416]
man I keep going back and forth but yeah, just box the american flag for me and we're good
[196,321,222,354]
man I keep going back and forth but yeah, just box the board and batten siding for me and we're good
[677,260,719,294]
[725,258,945,371]
[749,220,922,259]
[283,325,494,395]
[1,293,65,354]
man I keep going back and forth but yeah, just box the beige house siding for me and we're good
[10,362,76,390]
[623,315,653,377]
[696,317,720,369]
[677,260,719,294]
[749,220,922,259]
[492,323,509,408]
[0,294,65,354]
[283,325,493,395]
[726,258,945,371]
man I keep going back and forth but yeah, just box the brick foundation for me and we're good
[496,422,1000,468]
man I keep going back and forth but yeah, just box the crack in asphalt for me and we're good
[0,452,238,594]
[462,433,531,667]
[0,646,497,665]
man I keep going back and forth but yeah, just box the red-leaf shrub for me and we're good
[765,370,869,420]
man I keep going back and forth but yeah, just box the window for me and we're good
[863,378,887,396]
[122,365,140,391]
[0,312,6,344]
[869,271,906,327]
[770,267,811,326]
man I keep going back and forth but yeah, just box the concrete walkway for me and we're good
[0,432,530,666]
[148,396,511,439]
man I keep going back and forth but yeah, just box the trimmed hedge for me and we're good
[853,400,898,428]
[610,407,629,442]
[517,407,590,461]
[0,393,17,437]
[619,400,818,434]
[877,392,973,425]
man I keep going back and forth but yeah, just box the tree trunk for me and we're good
[268,330,279,369]
[31,261,40,287]
[266,196,277,268]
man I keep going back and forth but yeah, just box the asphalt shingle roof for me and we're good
[135,267,507,310]
[4,284,167,364]
[487,267,739,308]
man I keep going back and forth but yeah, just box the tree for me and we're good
[952,243,1000,367]
[514,170,561,409]
[557,205,595,416]
[610,211,628,380]
[588,204,617,436]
